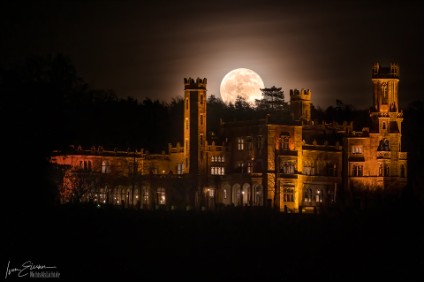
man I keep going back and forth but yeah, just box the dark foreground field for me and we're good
[5,204,424,282]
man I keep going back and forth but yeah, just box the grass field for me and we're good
[5,204,424,281]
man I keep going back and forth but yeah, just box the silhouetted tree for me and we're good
[255,86,288,111]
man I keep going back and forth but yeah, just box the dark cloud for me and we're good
[1,0,423,109]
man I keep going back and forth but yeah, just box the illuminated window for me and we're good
[102,161,111,173]
[157,188,166,205]
[177,163,184,174]
[304,188,313,203]
[224,189,227,199]
[352,145,363,154]
[142,188,149,204]
[247,162,253,173]
[80,160,92,171]
[211,166,224,175]
[237,138,244,151]
[316,189,322,203]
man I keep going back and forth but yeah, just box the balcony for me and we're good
[376,151,391,159]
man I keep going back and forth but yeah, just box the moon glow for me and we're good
[220,68,265,105]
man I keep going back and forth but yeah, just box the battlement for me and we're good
[372,62,399,79]
[290,88,311,101]
[184,77,207,90]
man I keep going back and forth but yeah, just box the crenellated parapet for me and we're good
[184,77,207,90]
[290,88,312,101]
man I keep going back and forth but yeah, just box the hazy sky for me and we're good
[2,0,423,109]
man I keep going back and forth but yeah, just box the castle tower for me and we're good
[370,63,403,141]
[290,88,311,124]
[371,62,400,113]
[366,63,406,190]
[183,77,207,175]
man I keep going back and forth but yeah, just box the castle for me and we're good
[50,63,407,212]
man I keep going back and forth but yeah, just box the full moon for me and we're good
[220,68,265,105]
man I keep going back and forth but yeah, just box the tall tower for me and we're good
[368,62,406,189]
[370,63,403,142]
[183,77,207,175]
[290,88,311,124]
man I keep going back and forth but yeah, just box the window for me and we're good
[328,186,336,203]
[247,162,253,173]
[384,164,390,176]
[304,188,313,203]
[211,166,224,175]
[282,136,289,151]
[142,187,149,204]
[326,162,336,176]
[185,118,189,130]
[224,189,227,199]
[352,164,363,176]
[186,99,189,110]
[157,188,166,205]
[200,114,203,125]
[281,161,296,174]
[283,187,294,202]
[200,134,204,146]
[80,160,92,171]
[200,94,203,104]
[303,161,311,175]
[177,163,184,174]
[102,161,111,173]
[316,189,322,203]
[237,138,244,150]
[378,164,383,176]
[378,139,390,151]
[257,135,263,149]
[352,145,363,154]
[128,161,138,175]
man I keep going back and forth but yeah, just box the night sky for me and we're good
[2,0,423,109]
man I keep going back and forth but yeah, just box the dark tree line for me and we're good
[3,54,424,211]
